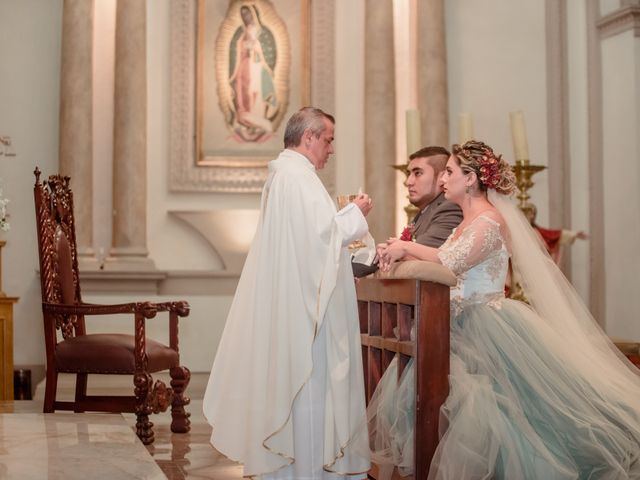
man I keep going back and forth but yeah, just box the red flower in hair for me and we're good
[400,223,415,241]
[478,148,501,190]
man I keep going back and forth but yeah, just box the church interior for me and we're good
[1,0,639,478]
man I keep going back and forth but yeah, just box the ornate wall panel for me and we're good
[169,0,335,193]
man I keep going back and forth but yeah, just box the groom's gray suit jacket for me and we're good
[412,192,463,248]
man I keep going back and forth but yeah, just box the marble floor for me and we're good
[0,372,244,479]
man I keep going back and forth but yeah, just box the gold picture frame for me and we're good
[196,0,310,170]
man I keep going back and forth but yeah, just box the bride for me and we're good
[376,140,640,479]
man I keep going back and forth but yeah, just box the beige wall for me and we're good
[0,0,63,367]
[446,0,550,224]
[601,30,640,339]
[600,0,622,16]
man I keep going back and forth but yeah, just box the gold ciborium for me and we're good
[337,195,366,251]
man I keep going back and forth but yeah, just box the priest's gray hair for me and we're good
[284,107,335,148]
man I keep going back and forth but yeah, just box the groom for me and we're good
[406,146,462,247]
[352,145,462,277]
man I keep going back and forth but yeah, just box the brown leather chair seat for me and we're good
[56,334,179,374]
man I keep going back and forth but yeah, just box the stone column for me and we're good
[416,0,449,146]
[545,0,572,277]
[108,0,154,270]
[365,0,396,242]
[59,0,96,268]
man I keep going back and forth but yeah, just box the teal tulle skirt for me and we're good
[366,298,640,479]
[427,299,640,479]
[366,357,416,479]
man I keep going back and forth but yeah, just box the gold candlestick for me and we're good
[512,159,546,219]
[509,158,545,303]
[393,163,419,224]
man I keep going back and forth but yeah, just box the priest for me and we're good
[203,107,372,479]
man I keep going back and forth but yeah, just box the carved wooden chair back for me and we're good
[34,171,86,339]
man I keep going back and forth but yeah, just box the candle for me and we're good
[458,113,474,144]
[405,109,421,157]
[509,110,530,163]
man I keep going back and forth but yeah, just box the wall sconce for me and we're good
[0,136,16,157]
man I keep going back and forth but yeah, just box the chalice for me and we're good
[336,194,366,251]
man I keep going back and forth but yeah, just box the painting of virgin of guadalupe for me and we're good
[216,1,291,143]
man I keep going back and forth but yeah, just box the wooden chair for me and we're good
[33,168,191,445]
[357,261,456,479]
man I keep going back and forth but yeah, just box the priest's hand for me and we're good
[353,193,373,216]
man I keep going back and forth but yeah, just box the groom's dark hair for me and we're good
[409,146,451,174]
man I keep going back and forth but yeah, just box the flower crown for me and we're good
[477,148,501,190]
[454,141,516,195]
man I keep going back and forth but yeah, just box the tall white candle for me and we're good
[509,110,530,162]
[458,113,474,144]
[406,109,421,157]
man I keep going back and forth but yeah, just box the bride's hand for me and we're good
[376,238,395,258]
[378,240,407,272]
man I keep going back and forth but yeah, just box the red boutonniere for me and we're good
[400,223,415,241]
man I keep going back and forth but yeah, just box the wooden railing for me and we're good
[356,261,456,479]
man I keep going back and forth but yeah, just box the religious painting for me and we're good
[170,0,334,193]
[217,2,289,143]
[196,0,310,170]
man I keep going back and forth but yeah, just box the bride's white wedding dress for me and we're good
[430,212,640,479]
[370,198,640,479]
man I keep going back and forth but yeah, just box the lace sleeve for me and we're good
[437,216,504,276]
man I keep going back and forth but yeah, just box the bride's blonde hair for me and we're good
[452,140,516,195]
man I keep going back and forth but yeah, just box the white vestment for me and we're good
[203,149,371,479]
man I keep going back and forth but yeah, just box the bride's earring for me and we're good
[465,185,470,194]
